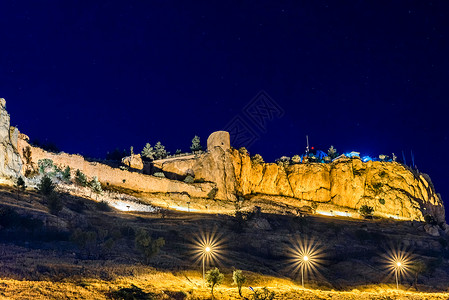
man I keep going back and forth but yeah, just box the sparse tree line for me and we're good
[106,135,204,163]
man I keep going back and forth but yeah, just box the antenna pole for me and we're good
[306,135,309,155]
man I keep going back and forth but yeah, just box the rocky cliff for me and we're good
[159,131,445,222]
[7,103,444,223]
[0,99,22,179]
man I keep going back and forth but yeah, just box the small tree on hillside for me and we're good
[328,145,338,159]
[206,267,224,299]
[38,175,56,196]
[141,143,155,160]
[89,176,103,200]
[154,142,169,160]
[15,177,26,201]
[75,169,88,187]
[134,229,165,264]
[130,146,134,156]
[190,135,202,152]
[62,166,71,182]
[22,146,34,177]
[233,270,246,297]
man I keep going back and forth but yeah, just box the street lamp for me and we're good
[203,246,212,282]
[191,230,225,286]
[301,255,309,288]
[381,247,412,290]
[287,238,325,289]
[394,261,403,289]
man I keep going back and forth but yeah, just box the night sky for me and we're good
[1,2,448,212]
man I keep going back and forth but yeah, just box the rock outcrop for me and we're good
[121,154,144,170]
[159,131,445,223]
[0,99,22,178]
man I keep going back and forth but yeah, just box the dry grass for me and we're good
[0,270,448,300]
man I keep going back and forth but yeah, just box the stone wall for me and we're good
[17,139,216,199]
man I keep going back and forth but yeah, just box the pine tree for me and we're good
[190,135,202,152]
[141,143,155,160]
[328,145,338,159]
[75,169,88,187]
[62,166,71,182]
[15,177,26,201]
[154,141,169,160]
[89,176,102,200]
[38,175,56,196]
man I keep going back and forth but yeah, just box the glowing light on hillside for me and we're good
[287,237,325,288]
[380,245,412,289]
[191,229,225,284]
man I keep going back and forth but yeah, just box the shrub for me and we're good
[89,176,103,199]
[38,175,56,196]
[153,172,165,178]
[206,267,224,298]
[75,169,88,187]
[359,205,374,218]
[62,166,71,182]
[184,175,194,184]
[372,182,383,192]
[291,155,301,164]
[135,229,165,264]
[275,156,290,167]
[108,285,153,300]
[239,147,249,156]
[38,159,54,175]
[233,270,246,297]
[251,287,275,300]
[163,290,186,300]
[251,154,264,165]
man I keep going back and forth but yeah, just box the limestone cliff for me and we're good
[230,149,444,222]
[12,119,445,222]
[159,131,445,222]
[0,99,22,178]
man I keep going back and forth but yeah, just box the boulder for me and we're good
[121,154,144,170]
[207,131,230,151]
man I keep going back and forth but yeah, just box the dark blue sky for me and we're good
[1,1,448,210]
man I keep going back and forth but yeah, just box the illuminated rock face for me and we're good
[0,99,22,178]
[121,154,144,170]
[14,123,444,223]
[230,149,445,222]
[160,131,445,222]
[207,131,230,151]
